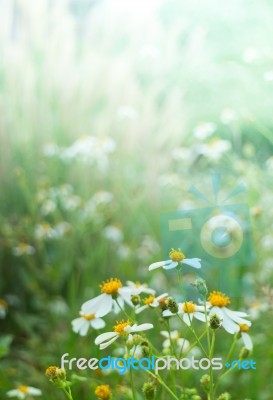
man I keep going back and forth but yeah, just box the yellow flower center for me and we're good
[113,320,131,334]
[18,386,29,394]
[209,291,230,307]
[182,301,196,313]
[144,295,155,305]
[0,299,7,309]
[18,243,29,251]
[82,313,95,320]
[135,281,141,287]
[239,324,250,332]
[95,384,111,400]
[169,248,185,262]
[100,278,122,295]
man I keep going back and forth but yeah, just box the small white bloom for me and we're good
[163,301,206,325]
[12,243,35,257]
[207,291,251,334]
[149,248,201,272]
[7,386,41,399]
[193,122,216,140]
[72,311,106,336]
[102,225,123,243]
[81,278,132,317]
[95,321,153,349]
[135,293,168,314]
[125,281,155,296]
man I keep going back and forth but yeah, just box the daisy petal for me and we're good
[91,318,106,330]
[95,332,118,345]
[28,388,42,396]
[163,261,178,270]
[224,308,251,326]
[72,318,86,334]
[82,293,112,317]
[162,310,174,317]
[241,332,253,350]
[221,309,240,334]
[149,260,171,271]
[183,258,201,269]
[194,311,207,322]
[128,323,154,332]
[135,305,148,314]
[99,335,119,349]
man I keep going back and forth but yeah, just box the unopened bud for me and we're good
[193,278,208,297]
[239,347,251,359]
[45,366,66,381]
[166,297,178,314]
[131,295,140,306]
[142,382,157,400]
[217,393,231,400]
[209,313,222,330]
[200,374,210,393]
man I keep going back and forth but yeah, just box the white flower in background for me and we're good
[34,222,70,240]
[83,191,114,221]
[12,243,35,257]
[163,301,206,325]
[193,122,216,140]
[0,299,8,319]
[81,279,132,317]
[7,386,41,399]
[206,291,251,334]
[125,281,155,295]
[247,300,269,320]
[148,248,201,272]
[117,106,138,120]
[40,199,57,215]
[160,330,190,353]
[171,147,192,163]
[59,136,115,168]
[135,293,168,314]
[136,235,160,261]
[239,324,253,350]
[102,225,123,243]
[95,321,153,349]
[220,108,236,124]
[48,298,69,316]
[72,309,106,336]
[261,234,273,250]
[200,138,231,161]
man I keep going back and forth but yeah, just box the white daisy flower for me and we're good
[160,330,190,353]
[72,306,106,336]
[0,299,8,319]
[12,243,35,257]
[148,248,201,271]
[239,324,253,351]
[125,281,155,295]
[207,291,251,334]
[7,386,41,399]
[135,293,168,314]
[81,278,132,317]
[163,301,206,325]
[95,321,153,349]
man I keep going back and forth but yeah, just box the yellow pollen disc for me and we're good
[18,243,29,251]
[135,281,141,287]
[144,295,155,305]
[239,324,250,332]
[113,320,130,334]
[209,291,230,307]
[169,248,185,262]
[182,301,196,313]
[95,384,111,400]
[18,386,29,394]
[100,278,122,295]
[82,313,95,320]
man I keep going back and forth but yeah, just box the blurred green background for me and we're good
[1,0,273,399]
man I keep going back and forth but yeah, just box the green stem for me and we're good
[146,371,179,400]
[209,330,215,400]
[225,334,238,363]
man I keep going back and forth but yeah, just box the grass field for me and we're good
[1,1,273,399]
